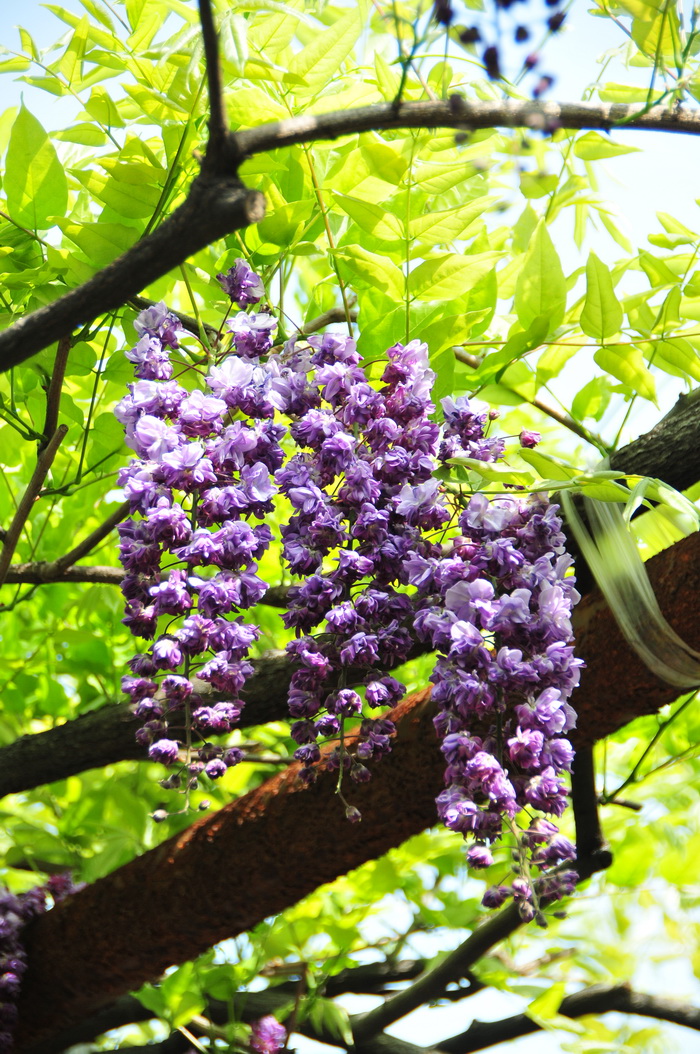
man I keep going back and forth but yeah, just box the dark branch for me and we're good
[570,746,611,868]
[354,842,610,1045]
[437,982,700,1053]
[1,100,700,372]
[25,961,429,1054]
[0,651,297,798]
[0,177,264,373]
[40,336,71,450]
[197,0,230,164]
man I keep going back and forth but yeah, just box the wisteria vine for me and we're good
[114,261,582,921]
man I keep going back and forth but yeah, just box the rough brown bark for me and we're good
[14,528,700,1048]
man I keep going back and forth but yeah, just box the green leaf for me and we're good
[52,122,108,146]
[447,457,534,486]
[59,15,89,84]
[409,252,500,301]
[333,192,404,242]
[373,51,400,99]
[514,220,566,335]
[470,316,548,387]
[5,106,68,230]
[580,252,623,340]
[525,982,566,1023]
[307,999,354,1046]
[574,131,640,161]
[639,250,678,288]
[572,377,612,421]
[56,219,136,268]
[289,10,361,93]
[519,448,579,481]
[641,337,700,382]
[408,198,499,244]
[334,245,404,299]
[594,344,657,401]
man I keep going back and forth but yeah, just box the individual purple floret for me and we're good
[217,260,266,308]
[250,1015,287,1054]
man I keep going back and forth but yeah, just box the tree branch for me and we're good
[0,425,69,589]
[11,509,700,1042]
[197,0,230,164]
[436,982,700,1053]
[0,176,264,373]
[14,688,440,1048]
[233,99,700,159]
[570,746,611,868]
[1,99,700,372]
[25,962,430,1054]
[40,336,71,450]
[52,501,130,573]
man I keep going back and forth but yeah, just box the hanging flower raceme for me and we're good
[115,284,289,789]
[114,260,582,918]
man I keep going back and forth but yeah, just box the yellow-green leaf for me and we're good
[594,344,657,401]
[5,105,68,230]
[580,251,623,339]
[410,252,500,301]
[333,192,404,242]
[514,220,566,334]
[574,131,640,161]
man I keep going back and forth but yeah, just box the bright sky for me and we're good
[1,3,699,1052]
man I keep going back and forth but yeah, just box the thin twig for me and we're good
[52,501,131,574]
[352,904,523,1041]
[301,308,359,335]
[437,982,700,1053]
[453,348,607,450]
[352,845,611,1044]
[0,425,68,589]
[40,336,71,451]
[3,564,126,586]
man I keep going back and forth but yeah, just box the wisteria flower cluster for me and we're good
[114,259,582,916]
[0,875,77,1052]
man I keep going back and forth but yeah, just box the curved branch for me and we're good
[0,425,68,589]
[437,982,700,1053]
[1,99,700,372]
[26,962,429,1054]
[0,176,264,373]
[3,564,126,586]
[233,98,700,160]
[0,650,296,798]
[14,688,440,1048]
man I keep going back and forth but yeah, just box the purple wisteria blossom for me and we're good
[114,259,583,921]
[250,1016,287,1054]
[116,270,284,795]
[218,260,266,307]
